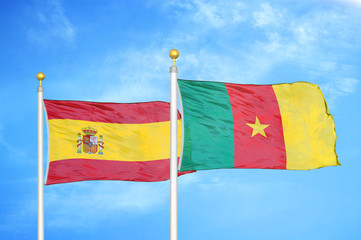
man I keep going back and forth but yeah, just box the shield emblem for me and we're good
[83,135,98,154]
[89,136,98,154]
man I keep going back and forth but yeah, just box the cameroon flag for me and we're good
[177,79,339,172]
[44,100,187,185]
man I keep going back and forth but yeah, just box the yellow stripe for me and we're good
[273,82,339,170]
[48,119,182,162]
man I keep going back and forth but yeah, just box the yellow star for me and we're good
[246,117,270,138]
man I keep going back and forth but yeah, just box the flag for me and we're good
[177,79,339,172]
[44,100,186,185]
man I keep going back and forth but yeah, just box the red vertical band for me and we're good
[225,84,287,169]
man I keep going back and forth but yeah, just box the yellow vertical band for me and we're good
[273,82,339,170]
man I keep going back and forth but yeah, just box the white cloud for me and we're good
[27,0,75,45]
[253,2,283,27]
[319,77,359,108]
[243,3,361,90]
[178,173,202,186]
[46,1,360,107]
[337,78,358,93]
[165,0,246,28]
[45,181,168,228]
[192,0,245,27]
[0,125,26,159]
[179,170,300,226]
[332,0,361,7]
[169,0,359,93]
[95,48,171,103]
[293,26,316,45]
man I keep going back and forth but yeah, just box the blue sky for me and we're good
[1,0,361,239]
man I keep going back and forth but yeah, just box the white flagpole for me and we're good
[37,72,45,240]
[169,49,179,240]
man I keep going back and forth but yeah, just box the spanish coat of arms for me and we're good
[77,126,104,154]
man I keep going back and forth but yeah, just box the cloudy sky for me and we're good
[1,0,361,239]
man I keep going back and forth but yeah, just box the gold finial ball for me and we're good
[169,49,179,60]
[36,72,45,81]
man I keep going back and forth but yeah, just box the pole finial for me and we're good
[36,72,45,87]
[169,49,179,66]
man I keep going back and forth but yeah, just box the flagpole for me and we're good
[169,49,179,240]
[37,72,45,240]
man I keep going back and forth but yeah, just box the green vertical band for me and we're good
[178,79,235,171]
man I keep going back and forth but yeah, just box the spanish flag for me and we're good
[177,79,340,171]
[44,100,185,185]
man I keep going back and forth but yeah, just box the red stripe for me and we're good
[225,83,287,169]
[46,159,193,185]
[44,100,181,124]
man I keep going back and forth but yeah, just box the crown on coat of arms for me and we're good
[82,126,97,136]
